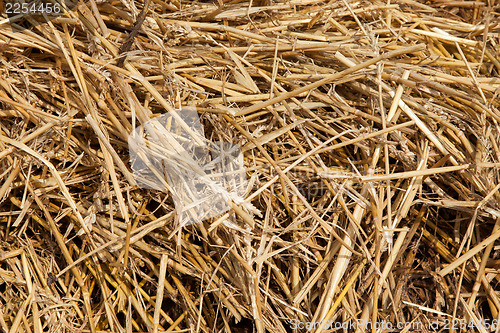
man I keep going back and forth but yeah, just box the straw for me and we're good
[0,0,499,331]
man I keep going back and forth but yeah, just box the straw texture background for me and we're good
[0,0,499,332]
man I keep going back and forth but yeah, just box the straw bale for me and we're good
[0,0,499,331]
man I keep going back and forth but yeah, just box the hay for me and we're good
[0,0,499,331]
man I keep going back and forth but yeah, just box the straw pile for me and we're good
[0,0,499,331]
